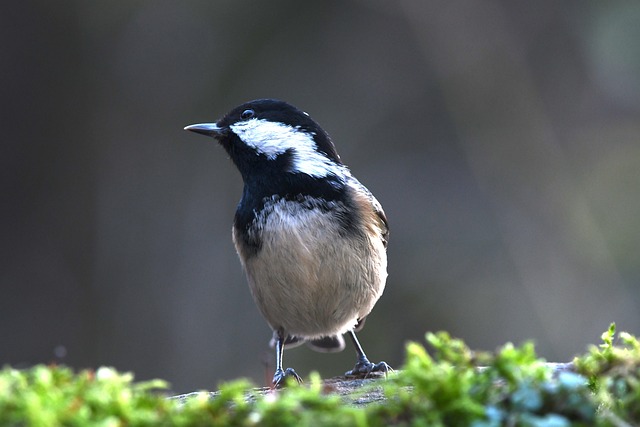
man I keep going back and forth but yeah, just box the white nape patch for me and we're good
[230,118,346,179]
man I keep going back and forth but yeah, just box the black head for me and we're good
[185,99,344,181]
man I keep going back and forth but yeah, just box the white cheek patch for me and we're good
[230,119,347,179]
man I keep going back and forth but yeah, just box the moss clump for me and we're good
[1,324,639,426]
[0,366,168,426]
[375,333,596,426]
[574,323,640,425]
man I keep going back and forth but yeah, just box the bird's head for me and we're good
[185,99,345,182]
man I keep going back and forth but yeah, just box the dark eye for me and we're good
[241,109,255,120]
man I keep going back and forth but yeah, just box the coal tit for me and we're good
[185,99,390,386]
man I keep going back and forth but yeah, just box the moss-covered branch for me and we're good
[2,324,639,426]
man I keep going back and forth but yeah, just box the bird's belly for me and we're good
[234,202,387,338]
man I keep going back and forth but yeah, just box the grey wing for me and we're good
[371,195,389,248]
[347,175,389,248]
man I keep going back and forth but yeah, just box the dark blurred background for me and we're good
[2,0,640,393]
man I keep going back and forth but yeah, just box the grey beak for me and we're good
[184,123,224,137]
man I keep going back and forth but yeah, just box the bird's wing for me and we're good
[370,194,389,248]
[347,177,389,248]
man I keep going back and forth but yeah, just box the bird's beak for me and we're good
[184,123,224,137]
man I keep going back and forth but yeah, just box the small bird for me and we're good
[185,99,390,387]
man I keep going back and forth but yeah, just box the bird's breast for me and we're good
[232,195,387,338]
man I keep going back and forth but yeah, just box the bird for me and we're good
[184,99,390,387]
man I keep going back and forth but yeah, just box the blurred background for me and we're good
[2,0,640,393]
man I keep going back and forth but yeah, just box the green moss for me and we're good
[574,323,640,424]
[1,325,639,426]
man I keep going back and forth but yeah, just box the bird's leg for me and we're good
[272,331,302,388]
[345,330,392,377]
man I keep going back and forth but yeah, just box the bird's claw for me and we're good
[345,359,393,377]
[272,367,303,388]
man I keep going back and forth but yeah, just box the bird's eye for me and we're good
[241,109,255,120]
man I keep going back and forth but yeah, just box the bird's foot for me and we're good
[345,358,393,378]
[272,367,303,388]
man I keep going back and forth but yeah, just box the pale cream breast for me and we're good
[233,195,387,338]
